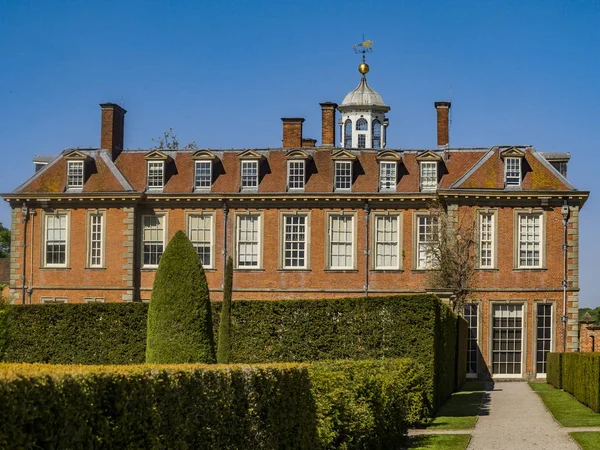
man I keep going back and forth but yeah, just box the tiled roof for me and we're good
[11,146,578,195]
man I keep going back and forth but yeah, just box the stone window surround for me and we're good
[278,210,312,271]
[513,208,547,270]
[475,208,499,270]
[324,210,358,271]
[232,210,264,270]
[84,297,106,303]
[85,209,107,269]
[184,210,216,270]
[40,209,71,269]
[463,300,482,379]
[370,210,403,271]
[40,296,68,303]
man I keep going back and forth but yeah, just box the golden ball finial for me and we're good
[358,62,370,75]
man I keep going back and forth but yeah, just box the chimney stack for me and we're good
[281,118,305,148]
[434,101,451,148]
[100,103,127,160]
[319,102,338,147]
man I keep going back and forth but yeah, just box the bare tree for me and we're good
[151,128,199,150]
[425,200,476,312]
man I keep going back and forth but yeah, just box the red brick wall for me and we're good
[580,324,598,352]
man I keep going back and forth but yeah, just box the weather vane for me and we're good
[353,36,373,75]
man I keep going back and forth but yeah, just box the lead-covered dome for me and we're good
[339,75,389,111]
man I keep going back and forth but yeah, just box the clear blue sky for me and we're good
[1,0,598,306]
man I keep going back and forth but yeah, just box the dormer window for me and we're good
[334,161,352,191]
[420,162,438,191]
[379,162,397,192]
[372,120,382,149]
[194,160,212,191]
[288,160,305,191]
[147,161,164,190]
[241,160,258,191]
[505,157,521,186]
[67,160,84,189]
[344,119,352,148]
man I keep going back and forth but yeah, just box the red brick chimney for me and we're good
[434,101,451,148]
[100,103,127,160]
[319,102,338,147]
[281,118,304,148]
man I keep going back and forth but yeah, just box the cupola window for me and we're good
[344,120,352,148]
[356,118,368,130]
[356,118,368,149]
[372,120,381,149]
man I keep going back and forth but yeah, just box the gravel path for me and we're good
[467,381,579,450]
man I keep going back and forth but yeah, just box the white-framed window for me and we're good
[416,215,439,269]
[372,120,382,149]
[147,161,165,190]
[282,215,307,269]
[241,160,259,191]
[41,297,68,303]
[492,303,523,376]
[479,213,494,268]
[287,160,305,191]
[328,215,354,269]
[464,303,479,378]
[334,161,352,191]
[374,215,400,270]
[420,162,438,191]
[518,213,543,268]
[142,214,165,267]
[505,157,521,186]
[236,214,261,268]
[194,161,212,191]
[84,297,105,303]
[67,160,84,189]
[344,119,352,148]
[88,213,104,268]
[44,213,68,267]
[188,214,213,269]
[379,162,397,192]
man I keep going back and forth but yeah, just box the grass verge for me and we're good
[529,382,600,427]
[424,381,487,430]
[570,432,600,450]
[407,434,471,450]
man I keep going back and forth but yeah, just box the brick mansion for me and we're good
[2,58,589,379]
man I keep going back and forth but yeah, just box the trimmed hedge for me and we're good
[547,352,562,389]
[0,295,463,408]
[0,358,428,449]
[548,352,600,413]
[0,303,147,364]
[146,230,215,364]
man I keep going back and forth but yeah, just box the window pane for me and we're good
[284,215,306,268]
[372,120,381,149]
[492,304,523,375]
[375,215,398,269]
[536,304,552,374]
[344,120,352,148]
[334,161,352,191]
[46,214,67,266]
[379,162,396,192]
[241,161,259,190]
[464,304,479,375]
[420,162,437,190]
[67,161,84,188]
[195,161,212,190]
[518,214,541,267]
[90,214,103,267]
[480,213,494,268]
[188,215,212,267]
[143,215,164,266]
[330,216,353,269]
[505,157,521,185]
[147,162,164,188]
[356,118,368,131]
[417,215,438,269]
[237,216,260,267]
[287,161,305,190]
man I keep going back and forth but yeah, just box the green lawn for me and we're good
[529,382,600,427]
[407,434,471,450]
[570,432,600,450]
[425,381,488,430]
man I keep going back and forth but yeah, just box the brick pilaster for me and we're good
[122,207,136,301]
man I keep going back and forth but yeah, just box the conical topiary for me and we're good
[217,256,233,364]
[146,230,216,363]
